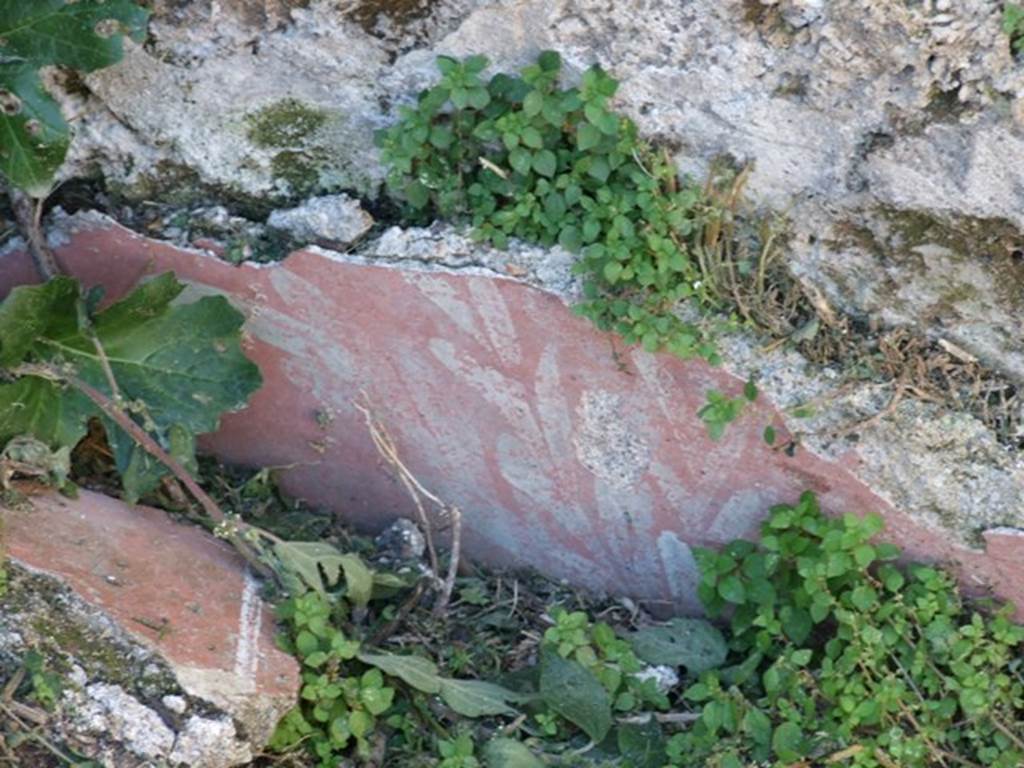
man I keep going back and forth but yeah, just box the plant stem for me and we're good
[11,362,274,581]
[8,189,59,280]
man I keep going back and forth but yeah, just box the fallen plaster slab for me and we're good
[0,489,298,767]
[1,212,1023,618]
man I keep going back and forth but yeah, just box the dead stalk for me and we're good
[353,395,462,619]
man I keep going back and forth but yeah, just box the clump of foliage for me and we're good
[1004,3,1024,55]
[673,492,1024,767]
[270,583,527,767]
[0,275,261,501]
[542,606,670,723]
[0,1,149,195]
[377,51,727,363]
[698,379,759,440]
[265,489,1024,768]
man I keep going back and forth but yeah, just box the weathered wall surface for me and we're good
[64,0,1024,378]
[6,1,1023,611]
[1,214,1021,617]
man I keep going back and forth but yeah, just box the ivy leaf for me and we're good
[357,651,442,694]
[273,541,348,596]
[629,618,727,674]
[539,647,611,743]
[438,678,523,717]
[0,274,260,500]
[482,738,543,768]
[338,553,374,607]
[0,0,149,194]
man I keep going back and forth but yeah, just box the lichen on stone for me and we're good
[245,98,329,149]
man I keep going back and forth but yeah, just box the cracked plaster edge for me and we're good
[0,559,257,766]
[10,209,1024,550]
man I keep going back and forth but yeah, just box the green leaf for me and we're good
[576,123,601,151]
[482,738,543,768]
[718,574,746,604]
[429,125,454,149]
[763,425,776,445]
[629,618,727,674]
[743,708,772,746]
[603,261,623,283]
[744,378,758,402]
[617,720,665,768]
[295,630,320,658]
[523,91,543,117]
[520,126,543,149]
[558,225,582,252]
[0,277,78,367]
[539,648,611,743]
[509,147,532,175]
[853,544,876,567]
[532,149,556,178]
[348,709,372,739]
[780,606,812,644]
[357,651,442,694]
[587,156,610,182]
[0,0,149,193]
[0,274,260,499]
[405,180,430,209]
[438,679,522,717]
[121,423,194,503]
[360,685,395,716]
[771,722,806,762]
[537,50,561,72]
[338,553,374,608]
[273,541,348,597]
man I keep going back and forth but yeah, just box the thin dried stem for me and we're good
[353,395,463,619]
[354,398,441,579]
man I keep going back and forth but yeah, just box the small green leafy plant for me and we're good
[698,379,758,440]
[377,51,727,363]
[668,492,1024,768]
[0,1,149,194]
[544,607,669,714]
[271,583,525,766]
[22,649,63,710]
[438,731,480,767]
[1004,3,1024,55]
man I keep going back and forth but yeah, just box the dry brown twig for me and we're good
[353,394,462,619]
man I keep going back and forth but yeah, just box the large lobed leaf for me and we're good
[0,274,261,499]
[628,618,727,674]
[0,0,149,194]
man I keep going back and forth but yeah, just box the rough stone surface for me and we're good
[0,488,299,767]
[57,0,1024,382]
[267,194,374,246]
[2,214,1022,618]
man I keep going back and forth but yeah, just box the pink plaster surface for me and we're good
[3,488,298,698]
[1,217,1023,615]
